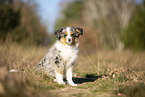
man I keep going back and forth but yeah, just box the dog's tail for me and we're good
[9,69,18,72]
[9,57,46,73]
[9,69,24,73]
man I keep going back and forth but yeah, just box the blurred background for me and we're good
[0,0,145,97]
[0,0,145,51]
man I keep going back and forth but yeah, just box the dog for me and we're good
[37,26,83,86]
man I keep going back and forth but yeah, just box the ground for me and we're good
[0,42,145,97]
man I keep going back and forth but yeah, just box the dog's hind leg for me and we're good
[55,70,65,84]
[54,62,65,84]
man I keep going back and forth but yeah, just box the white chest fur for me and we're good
[55,41,78,65]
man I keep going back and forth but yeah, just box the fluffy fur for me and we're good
[37,26,83,86]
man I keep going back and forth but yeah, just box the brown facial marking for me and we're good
[65,32,68,35]
[70,32,73,35]
[60,37,67,45]
[75,37,79,43]
[72,37,78,45]
[72,37,75,44]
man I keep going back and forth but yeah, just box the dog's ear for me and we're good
[72,26,83,35]
[76,27,83,35]
[55,27,64,39]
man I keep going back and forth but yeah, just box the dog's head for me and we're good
[55,26,83,46]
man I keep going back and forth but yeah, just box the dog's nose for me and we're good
[68,38,71,42]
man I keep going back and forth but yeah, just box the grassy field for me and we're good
[0,42,145,97]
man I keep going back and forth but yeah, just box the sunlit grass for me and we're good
[0,42,145,97]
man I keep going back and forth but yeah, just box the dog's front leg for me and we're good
[66,66,77,86]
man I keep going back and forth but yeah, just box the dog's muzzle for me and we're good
[67,38,72,45]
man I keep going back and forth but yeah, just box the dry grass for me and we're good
[0,42,54,97]
[75,49,145,97]
[0,42,145,97]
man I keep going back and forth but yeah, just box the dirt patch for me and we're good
[49,87,90,97]
[49,87,117,97]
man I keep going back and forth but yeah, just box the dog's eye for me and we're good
[71,34,75,37]
[63,32,68,37]
[64,34,67,37]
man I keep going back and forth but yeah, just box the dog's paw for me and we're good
[57,81,66,85]
[69,83,77,86]
[59,82,66,85]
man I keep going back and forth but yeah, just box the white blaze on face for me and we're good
[66,27,72,45]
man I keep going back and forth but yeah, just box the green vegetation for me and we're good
[0,0,48,45]
[121,0,145,51]
[56,0,83,29]
[0,0,21,40]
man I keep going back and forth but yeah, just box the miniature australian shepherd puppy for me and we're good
[37,26,83,86]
